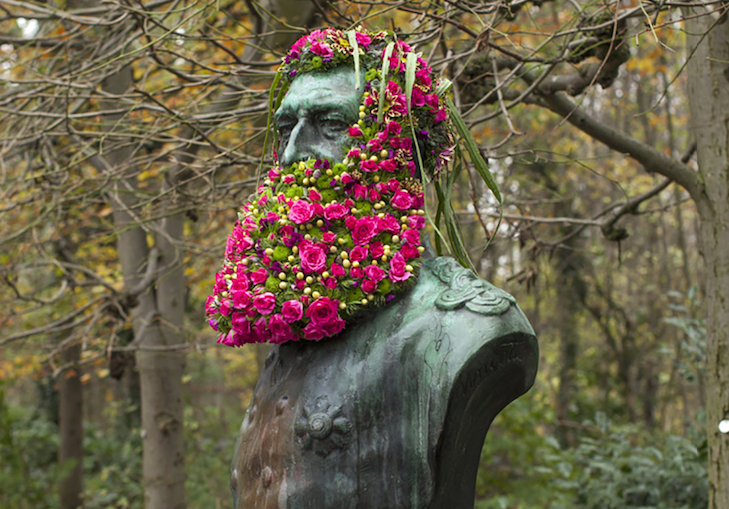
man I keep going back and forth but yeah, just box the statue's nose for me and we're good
[280,119,314,167]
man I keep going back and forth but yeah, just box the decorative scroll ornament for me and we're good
[433,258,515,316]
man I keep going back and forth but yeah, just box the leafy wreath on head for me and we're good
[206,27,502,346]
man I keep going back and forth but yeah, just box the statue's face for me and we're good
[275,67,362,167]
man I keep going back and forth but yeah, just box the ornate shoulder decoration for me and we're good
[432,258,516,316]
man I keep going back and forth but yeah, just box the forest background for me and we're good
[1,1,726,508]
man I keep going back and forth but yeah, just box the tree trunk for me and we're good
[685,10,729,509]
[101,66,186,509]
[59,344,83,509]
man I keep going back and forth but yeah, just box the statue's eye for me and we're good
[320,116,348,136]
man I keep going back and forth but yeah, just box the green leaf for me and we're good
[259,69,284,183]
[435,163,475,271]
[436,77,453,96]
[405,52,417,112]
[346,30,361,91]
[377,42,395,124]
[446,96,501,203]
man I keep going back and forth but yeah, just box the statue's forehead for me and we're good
[276,68,361,117]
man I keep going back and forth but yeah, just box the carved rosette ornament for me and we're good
[294,395,352,457]
[432,258,516,315]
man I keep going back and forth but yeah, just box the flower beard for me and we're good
[206,156,427,346]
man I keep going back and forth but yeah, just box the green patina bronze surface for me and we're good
[229,66,539,508]
[231,256,538,509]
[275,67,362,167]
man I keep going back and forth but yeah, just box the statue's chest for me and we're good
[231,317,438,509]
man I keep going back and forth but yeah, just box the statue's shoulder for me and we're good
[425,256,517,317]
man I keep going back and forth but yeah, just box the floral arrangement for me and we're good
[206,28,458,346]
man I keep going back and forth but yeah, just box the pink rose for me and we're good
[379,159,397,172]
[217,331,235,347]
[349,246,368,262]
[386,121,401,135]
[425,93,439,109]
[288,200,314,224]
[351,216,379,245]
[322,231,337,243]
[299,242,327,273]
[362,279,377,294]
[341,172,354,184]
[345,215,357,230]
[408,215,426,229]
[302,312,345,340]
[306,297,340,326]
[324,202,348,220]
[355,32,371,48]
[380,214,401,234]
[231,275,249,293]
[312,203,325,217]
[416,69,432,88]
[359,159,379,172]
[232,289,252,309]
[330,262,345,278]
[252,292,276,315]
[364,264,386,282]
[401,244,420,260]
[213,272,228,294]
[367,139,382,152]
[369,241,384,259]
[219,299,232,317]
[389,252,411,283]
[281,300,303,323]
[411,193,424,209]
[391,189,413,211]
[410,87,425,107]
[268,314,296,344]
[387,179,401,192]
[231,313,254,345]
[348,125,364,137]
[252,317,270,343]
[323,277,337,289]
[368,188,382,202]
[250,268,268,285]
[402,229,420,245]
[309,41,333,59]
[347,148,361,159]
[350,266,365,279]
[205,295,217,316]
[354,184,368,201]
[309,188,322,202]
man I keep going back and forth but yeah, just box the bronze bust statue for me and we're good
[227,58,538,508]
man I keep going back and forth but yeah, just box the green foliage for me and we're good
[0,384,62,509]
[83,403,143,509]
[477,399,708,509]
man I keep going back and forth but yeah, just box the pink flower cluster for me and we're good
[206,147,427,345]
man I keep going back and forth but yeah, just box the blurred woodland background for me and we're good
[1,1,726,508]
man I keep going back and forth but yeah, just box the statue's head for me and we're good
[273,28,454,177]
[207,29,456,346]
